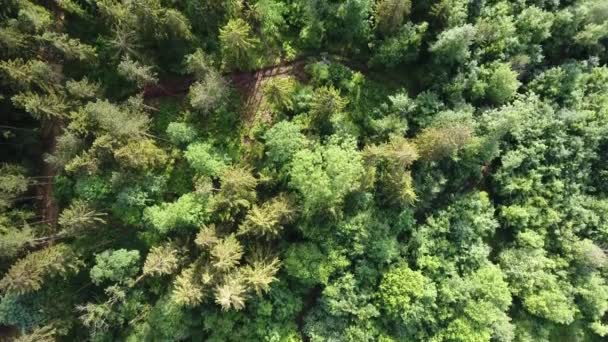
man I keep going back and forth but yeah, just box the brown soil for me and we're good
[232,59,309,123]
[143,59,310,123]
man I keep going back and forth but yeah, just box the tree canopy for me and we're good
[1,0,608,341]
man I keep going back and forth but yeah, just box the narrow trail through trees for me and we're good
[143,58,309,120]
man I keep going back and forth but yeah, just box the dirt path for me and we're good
[144,59,308,100]
[231,59,309,122]
[143,59,310,131]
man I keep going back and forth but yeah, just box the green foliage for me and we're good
[476,63,521,104]
[74,175,112,202]
[431,0,469,27]
[189,70,228,113]
[167,122,197,145]
[284,243,349,286]
[370,22,428,68]
[264,120,308,167]
[144,193,207,233]
[184,142,228,177]
[114,139,168,170]
[90,249,140,285]
[219,18,258,70]
[378,264,436,331]
[289,136,364,215]
[128,295,196,341]
[2,1,608,340]
[374,0,412,36]
[412,191,499,277]
[429,24,476,65]
[117,57,158,87]
[238,195,294,238]
[0,293,46,331]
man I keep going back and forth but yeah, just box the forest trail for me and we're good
[231,59,308,123]
[143,58,309,124]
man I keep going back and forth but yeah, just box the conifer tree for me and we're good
[214,273,247,311]
[172,266,204,307]
[57,200,106,236]
[242,257,280,295]
[143,245,180,277]
[0,244,81,295]
[211,234,244,272]
[117,57,158,88]
[374,0,412,36]
[238,195,294,238]
[219,18,258,70]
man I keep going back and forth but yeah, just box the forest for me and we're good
[1,0,608,341]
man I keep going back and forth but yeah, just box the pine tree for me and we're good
[0,244,81,295]
[238,195,294,238]
[57,200,107,236]
[0,59,58,91]
[264,76,296,111]
[113,139,168,170]
[77,285,126,338]
[364,136,419,206]
[188,70,227,113]
[143,245,179,277]
[212,166,258,220]
[84,100,150,139]
[219,18,258,70]
[14,324,57,342]
[364,135,418,169]
[12,92,69,120]
[0,164,29,200]
[242,257,280,295]
[117,57,158,88]
[374,0,412,36]
[211,234,243,272]
[36,32,97,62]
[214,273,246,311]
[172,266,203,307]
[183,48,212,80]
[308,86,348,133]
[195,224,219,248]
[105,25,142,60]
[0,224,34,258]
[44,131,83,168]
[414,124,474,161]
